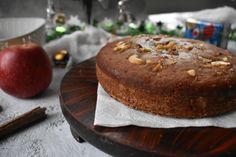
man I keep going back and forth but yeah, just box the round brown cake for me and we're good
[96,35,236,118]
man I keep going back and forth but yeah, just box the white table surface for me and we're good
[0,67,111,157]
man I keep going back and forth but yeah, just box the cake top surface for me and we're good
[97,35,236,94]
[114,35,232,70]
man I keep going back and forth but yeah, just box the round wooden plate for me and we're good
[59,57,236,157]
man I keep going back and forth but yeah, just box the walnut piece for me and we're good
[113,41,131,53]
[165,59,177,65]
[156,44,164,50]
[156,41,180,55]
[128,54,145,65]
[222,57,228,62]
[152,63,162,72]
[166,41,175,49]
[211,61,230,66]
[187,69,196,77]
[198,56,212,63]
[139,47,151,53]
[156,41,175,50]
[146,59,153,64]
[183,45,193,51]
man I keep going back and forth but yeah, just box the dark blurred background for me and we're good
[0,0,235,21]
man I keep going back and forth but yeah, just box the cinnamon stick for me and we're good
[0,107,47,139]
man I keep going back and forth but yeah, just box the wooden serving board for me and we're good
[59,57,236,157]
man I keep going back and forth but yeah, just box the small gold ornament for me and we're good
[52,50,70,67]
[54,12,66,25]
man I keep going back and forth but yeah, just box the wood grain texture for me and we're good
[0,107,46,139]
[59,57,236,157]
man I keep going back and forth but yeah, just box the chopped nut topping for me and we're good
[139,47,151,53]
[216,71,223,75]
[112,47,120,51]
[165,59,177,65]
[222,57,228,62]
[152,63,162,72]
[166,41,175,49]
[146,59,153,64]
[199,43,204,47]
[128,54,145,65]
[156,44,164,50]
[211,61,230,66]
[156,41,180,55]
[198,43,206,50]
[198,56,212,63]
[183,45,193,51]
[113,41,131,53]
[115,41,126,47]
[187,69,196,77]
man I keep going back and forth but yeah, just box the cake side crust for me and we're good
[96,64,236,118]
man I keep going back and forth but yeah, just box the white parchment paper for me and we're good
[95,84,236,128]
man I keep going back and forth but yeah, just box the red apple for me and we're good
[0,43,52,98]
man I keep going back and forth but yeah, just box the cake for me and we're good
[96,35,236,118]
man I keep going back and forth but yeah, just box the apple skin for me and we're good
[0,43,52,98]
